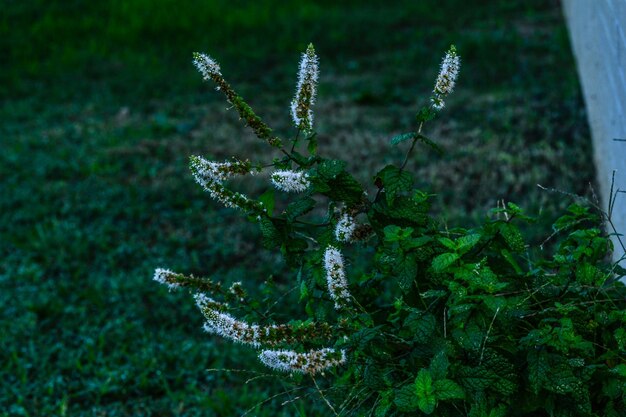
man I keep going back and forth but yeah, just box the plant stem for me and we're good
[399,122,424,172]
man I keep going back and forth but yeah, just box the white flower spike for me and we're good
[153,268,180,290]
[431,45,460,111]
[270,170,310,193]
[324,246,351,309]
[290,43,319,133]
[192,52,222,80]
[335,213,357,242]
[259,348,346,375]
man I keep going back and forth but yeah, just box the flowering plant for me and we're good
[155,44,626,416]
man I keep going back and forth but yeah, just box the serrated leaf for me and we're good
[403,312,436,343]
[545,362,579,394]
[390,132,417,146]
[350,327,381,351]
[415,133,444,155]
[385,196,430,225]
[376,165,413,204]
[500,223,525,252]
[415,369,436,414]
[395,253,417,291]
[458,366,498,392]
[318,159,346,179]
[416,106,436,123]
[394,383,419,412]
[325,171,364,205]
[432,252,459,273]
[527,350,549,395]
[285,197,316,221]
[259,218,281,248]
[429,351,449,380]
[438,237,457,250]
[482,352,517,396]
[457,234,481,253]
[364,362,386,390]
[434,379,465,400]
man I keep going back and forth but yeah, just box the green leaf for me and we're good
[438,237,457,250]
[318,159,346,179]
[615,328,626,351]
[307,135,318,155]
[434,379,465,400]
[527,349,549,395]
[325,171,364,205]
[299,279,309,302]
[429,351,449,380]
[545,362,580,394]
[390,132,416,146]
[500,248,522,274]
[259,218,282,248]
[395,253,417,291]
[610,364,626,377]
[500,223,525,252]
[457,234,481,253]
[403,312,436,343]
[376,165,413,204]
[458,366,498,392]
[415,369,436,414]
[415,133,444,155]
[384,225,413,242]
[385,196,430,225]
[364,362,386,390]
[350,327,381,351]
[394,383,419,412]
[432,252,459,273]
[416,106,436,123]
[285,197,316,221]
[258,188,275,216]
[374,391,392,417]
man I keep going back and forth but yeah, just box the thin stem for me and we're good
[399,122,424,172]
[290,128,302,154]
[312,376,339,416]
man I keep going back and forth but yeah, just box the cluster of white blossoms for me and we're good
[195,293,332,348]
[335,213,357,242]
[324,246,352,309]
[192,52,222,80]
[153,268,181,290]
[259,348,346,375]
[195,293,265,347]
[191,158,252,182]
[270,169,311,193]
[431,45,460,111]
[290,44,319,133]
[190,155,264,213]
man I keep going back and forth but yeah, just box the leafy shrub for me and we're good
[154,44,626,416]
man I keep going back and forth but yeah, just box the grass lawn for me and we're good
[1,0,594,415]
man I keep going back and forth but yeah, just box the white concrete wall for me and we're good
[562,0,626,270]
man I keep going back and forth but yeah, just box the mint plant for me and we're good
[154,44,626,416]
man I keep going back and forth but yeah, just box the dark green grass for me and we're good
[0,0,594,415]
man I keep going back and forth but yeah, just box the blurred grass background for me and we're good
[0,0,594,415]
